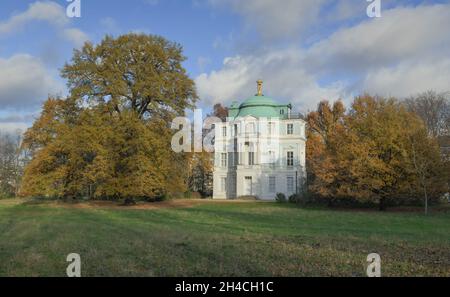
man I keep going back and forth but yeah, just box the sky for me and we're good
[0,0,449,134]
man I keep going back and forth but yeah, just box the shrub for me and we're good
[289,194,300,204]
[275,193,286,203]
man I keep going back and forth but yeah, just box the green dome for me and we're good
[240,95,278,108]
[228,81,291,119]
[235,95,280,118]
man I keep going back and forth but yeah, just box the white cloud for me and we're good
[306,4,450,75]
[198,3,450,111]
[210,0,327,40]
[0,112,37,135]
[62,28,89,48]
[0,54,64,111]
[361,59,450,98]
[0,1,68,35]
[0,122,29,135]
[195,50,346,112]
[0,1,89,47]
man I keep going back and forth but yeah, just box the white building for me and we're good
[213,81,306,200]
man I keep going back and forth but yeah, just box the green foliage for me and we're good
[275,193,286,203]
[187,152,213,198]
[288,194,300,204]
[61,34,197,120]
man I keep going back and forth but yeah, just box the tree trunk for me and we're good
[124,197,136,206]
[423,184,428,215]
[379,197,387,211]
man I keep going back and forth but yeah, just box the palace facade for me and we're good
[213,81,306,200]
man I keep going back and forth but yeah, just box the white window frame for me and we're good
[268,150,276,164]
[221,177,227,192]
[269,176,276,193]
[248,152,255,165]
[268,122,275,135]
[287,123,294,135]
[287,151,294,167]
[287,176,294,192]
[221,153,227,167]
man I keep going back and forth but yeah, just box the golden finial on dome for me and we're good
[256,79,263,96]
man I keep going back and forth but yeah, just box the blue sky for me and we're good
[1,0,450,133]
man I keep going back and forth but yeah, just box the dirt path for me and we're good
[1,198,261,210]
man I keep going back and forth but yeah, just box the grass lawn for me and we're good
[0,198,448,277]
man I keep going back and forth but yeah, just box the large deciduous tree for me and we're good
[306,100,347,202]
[61,34,197,120]
[307,95,448,210]
[21,34,197,200]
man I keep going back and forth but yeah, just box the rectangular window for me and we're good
[287,151,294,166]
[269,151,276,164]
[221,177,227,192]
[248,152,255,165]
[268,122,275,135]
[222,126,227,137]
[269,176,276,193]
[234,124,238,136]
[221,153,227,167]
[287,124,294,135]
[287,176,294,192]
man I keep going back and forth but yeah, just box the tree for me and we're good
[187,151,213,197]
[186,104,227,197]
[307,95,448,210]
[405,91,450,138]
[61,34,197,120]
[0,131,25,198]
[212,103,229,122]
[21,34,196,201]
[405,91,450,211]
[306,100,347,203]
[408,128,447,215]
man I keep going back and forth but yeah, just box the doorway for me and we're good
[244,176,253,196]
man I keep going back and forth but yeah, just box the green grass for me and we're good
[0,199,448,277]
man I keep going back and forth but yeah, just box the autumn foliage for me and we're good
[307,95,448,210]
[20,34,197,200]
